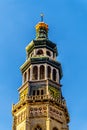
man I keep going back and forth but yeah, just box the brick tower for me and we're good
[12,16,70,130]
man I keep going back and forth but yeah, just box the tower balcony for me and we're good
[12,94,66,113]
[27,94,66,106]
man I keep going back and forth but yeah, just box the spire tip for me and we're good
[40,13,44,22]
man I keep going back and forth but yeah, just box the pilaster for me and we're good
[46,118,50,130]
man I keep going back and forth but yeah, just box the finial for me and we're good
[40,13,44,22]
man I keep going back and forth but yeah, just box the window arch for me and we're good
[32,66,38,80]
[47,66,51,79]
[37,49,43,55]
[53,127,58,130]
[24,72,27,83]
[35,125,42,130]
[46,51,51,56]
[53,69,57,81]
[40,65,45,79]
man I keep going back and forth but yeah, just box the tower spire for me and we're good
[35,14,48,39]
[40,13,44,22]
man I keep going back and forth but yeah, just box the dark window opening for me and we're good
[53,127,58,130]
[37,90,40,95]
[40,65,45,79]
[33,90,35,96]
[53,69,57,81]
[41,90,44,95]
[28,68,30,80]
[47,66,51,79]
[46,51,51,56]
[37,49,43,55]
[32,66,38,80]
[35,125,42,130]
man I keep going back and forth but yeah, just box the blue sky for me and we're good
[0,0,87,130]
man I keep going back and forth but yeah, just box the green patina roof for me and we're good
[25,39,58,56]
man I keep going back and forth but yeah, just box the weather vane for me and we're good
[40,13,44,22]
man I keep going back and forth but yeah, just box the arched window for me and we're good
[41,90,44,95]
[46,51,51,56]
[35,125,42,130]
[37,90,40,95]
[24,72,27,83]
[53,127,58,130]
[32,66,38,80]
[28,68,30,80]
[47,66,51,79]
[37,49,43,55]
[53,69,57,81]
[40,65,45,79]
[33,90,35,95]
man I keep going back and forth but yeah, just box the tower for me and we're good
[12,16,70,130]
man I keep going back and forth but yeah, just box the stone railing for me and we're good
[27,94,49,101]
[12,94,66,113]
[26,94,66,107]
